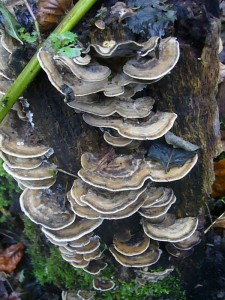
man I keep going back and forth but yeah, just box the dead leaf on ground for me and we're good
[0,243,24,273]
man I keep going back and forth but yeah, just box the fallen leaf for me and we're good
[0,3,23,43]
[37,0,73,31]
[147,142,196,172]
[211,159,225,198]
[0,243,24,273]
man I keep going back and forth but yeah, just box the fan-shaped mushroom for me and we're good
[78,152,198,191]
[143,216,198,242]
[123,37,180,80]
[19,188,75,230]
[41,218,103,242]
[83,111,177,140]
[109,240,162,267]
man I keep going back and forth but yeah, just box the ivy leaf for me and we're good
[126,0,176,38]
[60,32,77,46]
[147,142,197,172]
[0,3,23,44]
[57,46,82,58]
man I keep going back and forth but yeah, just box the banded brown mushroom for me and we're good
[41,218,103,242]
[138,188,176,219]
[93,278,115,291]
[70,178,147,214]
[123,37,180,80]
[103,131,133,147]
[67,188,147,220]
[143,216,198,243]
[78,152,198,192]
[19,188,75,230]
[82,111,177,140]
[109,240,162,267]
[113,231,150,256]
[3,161,57,181]
[68,96,155,119]
[0,128,51,158]
[85,36,159,58]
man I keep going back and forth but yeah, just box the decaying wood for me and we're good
[24,0,221,235]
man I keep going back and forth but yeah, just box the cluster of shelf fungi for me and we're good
[0,28,202,297]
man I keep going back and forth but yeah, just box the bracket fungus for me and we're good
[42,218,103,243]
[70,178,147,214]
[82,112,177,140]
[67,188,147,220]
[92,278,115,291]
[143,216,198,243]
[68,96,155,119]
[109,240,162,268]
[113,231,150,256]
[103,131,133,147]
[78,152,198,191]
[19,188,75,230]
[123,37,180,80]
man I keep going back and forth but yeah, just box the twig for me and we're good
[58,168,78,178]
[204,210,225,234]
[23,0,42,43]
[0,231,15,240]
[0,0,97,123]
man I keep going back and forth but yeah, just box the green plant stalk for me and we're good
[0,0,97,123]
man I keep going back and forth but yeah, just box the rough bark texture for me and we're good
[151,18,220,217]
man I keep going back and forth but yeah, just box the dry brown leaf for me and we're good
[0,243,24,273]
[211,159,225,198]
[37,0,73,31]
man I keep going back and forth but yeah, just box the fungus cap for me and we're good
[165,243,194,258]
[83,260,107,275]
[78,152,198,192]
[17,177,56,189]
[0,151,42,170]
[141,187,167,208]
[72,178,147,214]
[61,252,84,263]
[123,37,180,80]
[54,56,111,82]
[77,290,96,300]
[93,278,115,291]
[20,188,75,230]
[84,247,102,261]
[41,218,103,242]
[103,132,133,147]
[70,259,89,268]
[68,96,155,119]
[3,162,57,181]
[113,231,150,256]
[143,216,198,242]
[67,189,146,219]
[82,111,177,140]
[109,241,162,267]
[68,236,100,254]
[138,195,176,219]
[171,231,201,250]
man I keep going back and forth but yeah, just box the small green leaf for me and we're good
[18,28,38,44]
[0,3,23,43]
[57,46,82,58]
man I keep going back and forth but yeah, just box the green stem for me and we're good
[0,0,97,123]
